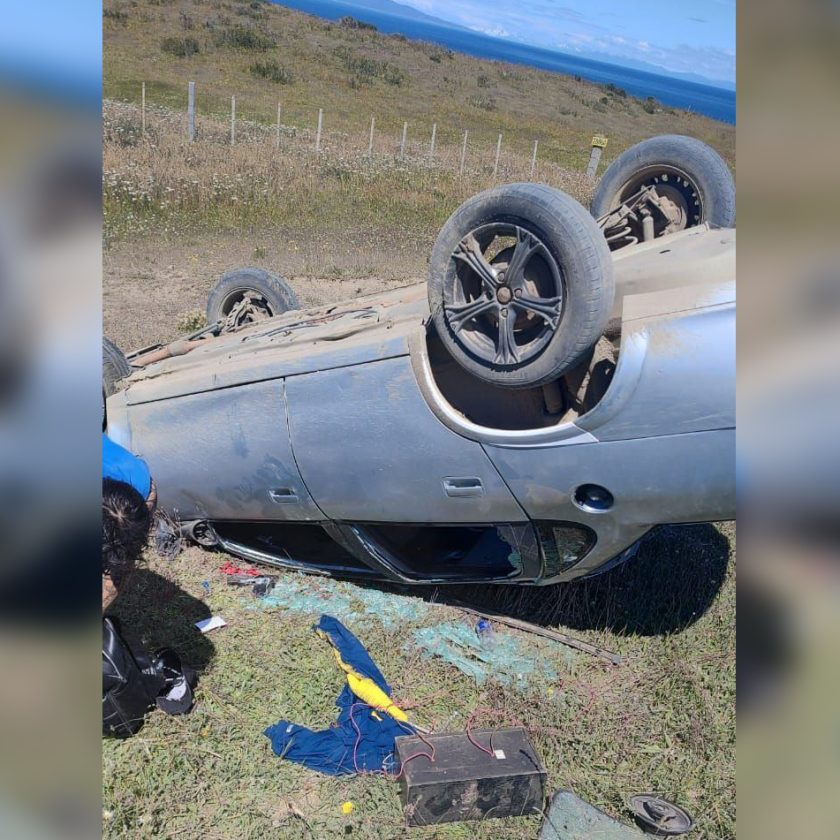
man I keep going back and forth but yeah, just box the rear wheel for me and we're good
[206,268,299,329]
[103,336,131,397]
[591,135,735,250]
[428,183,614,389]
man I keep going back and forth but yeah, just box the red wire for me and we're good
[465,708,496,758]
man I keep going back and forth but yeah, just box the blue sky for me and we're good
[400,0,736,84]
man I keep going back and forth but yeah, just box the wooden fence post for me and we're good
[141,82,146,137]
[493,133,502,179]
[459,130,468,175]
[230,96,236,145]
[530,140,539,179]
[400,121,407,157]
[187,81,195,142]
[315,108,323,152]
[429,123,437,160]
[586,135,608,179]
[368,116,375,156]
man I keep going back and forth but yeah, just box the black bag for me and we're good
[102,617,196,738]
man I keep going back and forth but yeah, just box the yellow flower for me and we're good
[341,802,354,816]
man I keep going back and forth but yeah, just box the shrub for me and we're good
[339,15,377,31]
[604,82,627,98]
[468,94,497,111]
[642,96,658,114]
[214,25,275,50]
[161,36,200,57]
[477,74,493,88]
[104,7,129,24]
[249,60,293,83]
[334,47,405,86]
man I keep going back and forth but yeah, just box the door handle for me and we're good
[443,477,484,498]
[268,487,299,504]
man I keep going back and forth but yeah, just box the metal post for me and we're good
[368,116,375,156]
[276,102,281,149]
[400,121,407,157]
[530,140,539,179]
[187,81,195,142]
[429,123,437,160]
[493,133,502,179]
[315,108,323,152]
[141,82,146,137]
[230,96,236,145]
[459,130,468,175]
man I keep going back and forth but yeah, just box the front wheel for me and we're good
[428,183,614,389]
[206,267,300,329]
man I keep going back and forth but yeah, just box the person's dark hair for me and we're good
[103,478,151,586]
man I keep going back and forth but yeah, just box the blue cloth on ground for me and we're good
[264,615,413,775]
[102,433,151,499]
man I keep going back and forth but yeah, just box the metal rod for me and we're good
[400,120,407,157]
[447,600,623,665]
[459,129,468,175]
[493,132,502,179]
[141,82,146,137]
[429,122,437,160]
[187,81,195,142]
[368,115,375,156]
[530,139,538,179]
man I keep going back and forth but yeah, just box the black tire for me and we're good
[206,267,299,327]
[591,135,735,235]
[103,337,131,397]
[428,183,614,389]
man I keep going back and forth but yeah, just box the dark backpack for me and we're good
[102,616,196,738]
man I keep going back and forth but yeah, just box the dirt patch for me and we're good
[104,230,426,351]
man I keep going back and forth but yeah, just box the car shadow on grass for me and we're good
[430,523,733,637]
[106,568,215,673]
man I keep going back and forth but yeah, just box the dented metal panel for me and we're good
[123,379,322,522]
[285,356,527,523]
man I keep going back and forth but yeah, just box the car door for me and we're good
[285,355,526,524]
[124,378,323,522]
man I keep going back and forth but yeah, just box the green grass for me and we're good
[103,522,735,838]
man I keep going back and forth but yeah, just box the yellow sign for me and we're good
[591,135,609,149]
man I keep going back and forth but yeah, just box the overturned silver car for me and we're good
[105,135,735,585]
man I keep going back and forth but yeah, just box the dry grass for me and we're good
[103,98,595,246]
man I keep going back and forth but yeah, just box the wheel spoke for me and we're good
[453,234,499,294]
[505,227,542,289]
[512,293,562,328]
[444,297,497,333]
[494,312,519,365]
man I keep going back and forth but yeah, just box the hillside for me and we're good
[103,0,734,172]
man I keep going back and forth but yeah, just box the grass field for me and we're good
[103,524,735,839]
[103,2,736,837]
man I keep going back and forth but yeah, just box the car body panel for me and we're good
[117,379,323,522]
[484,428,734,579]
[285,356,528,523]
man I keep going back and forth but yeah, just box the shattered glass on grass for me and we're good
[251,573,571,687]
[412,621,562,688]
[253,574,426,630]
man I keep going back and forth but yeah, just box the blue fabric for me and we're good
[102,434,151,499]
[264,615,413,776]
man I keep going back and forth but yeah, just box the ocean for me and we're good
[272,0,736,124]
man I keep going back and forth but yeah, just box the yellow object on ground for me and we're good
[317,628,410,722]
[341,801,355,815]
